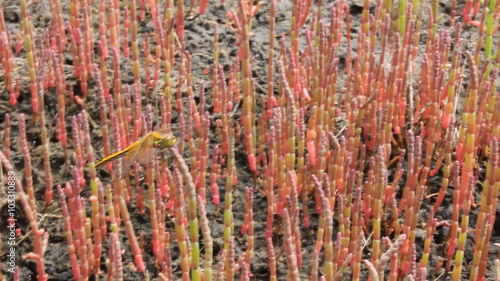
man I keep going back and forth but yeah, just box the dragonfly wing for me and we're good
[122,135,156,173]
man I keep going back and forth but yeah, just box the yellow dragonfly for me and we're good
[95,129,177,171]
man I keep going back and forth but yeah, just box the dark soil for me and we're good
[1,0,499,280]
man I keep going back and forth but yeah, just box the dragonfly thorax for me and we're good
[153,136,177,149]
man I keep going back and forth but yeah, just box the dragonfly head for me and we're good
[154,134,177,150]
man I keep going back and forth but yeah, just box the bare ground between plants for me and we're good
[1,0,499,280]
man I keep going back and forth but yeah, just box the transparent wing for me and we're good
[154,129,174,141]
[121,134,156,174]
[155,128,172,136]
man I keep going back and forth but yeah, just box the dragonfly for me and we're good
[95,129,177,172]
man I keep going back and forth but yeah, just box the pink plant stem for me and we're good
[123,7,130,59]
[351,186,363,280]
[265,125,276,240]
[20,0,39,114]
[145,142,160,258]
[106,236,116,280]
[104,184,119,238]
[51,50,68,154]
[240,262,249,281]
[82,0,92,67]
[229,60,240,103]
[370,147,387,270]
[266,0,276,118]
[278,59,298,175]
[198,83,208,123]
[210,145,221,206]
[57,185,81,280]
[95,0,108,57]
[473,139,500,278]
[160,1,175,125]
[110,47,128,148]
[170,147,201,280]
[212,24,220,114]
[131,85,142,141]
[271,109,285,215]
[81,110,103,273]
[156,191,167,266]
[196,112,210,200]
[109,232,124,280]
[452,178,473,279]
[297,112,309,226]
[18,114,36,214]
[152,37,161,91]
[64,20,81,79]
[243,187,254,268]
[185,52,200,132]
[163,239,174,280]
[0,31,18,105]
[176,0,184,42]
[419,212,436,271]
[0,233,2,280]
[107,105,125,228]
[226,240,235,281]
[107,0,120,57]
[311,247,320,281]
[143,34,151,89]
[184,54,197,172]
[256,110,267,169]
[220,128,236,278]
[446,181,460,272]
[175,45,185,122]
[265,236,277,281]
[69,172,91,278]
[118,195,145,272]
[97,180,108,256]
[457,52,478,206]
[287,174,302,268]
[314,174,334,279]
[235,0,257,172]
[218,65,230,156]
[171,167,190,281]
[71,116,85,190]
[197,195,213,281]
[93,64,111,163]
[76,27,89,96]
[3,113,10,158]
[36,78,53,205]
[0,5,15,102]
[0,0,6,32]
[130,0,141,94]
[281,208,299,281]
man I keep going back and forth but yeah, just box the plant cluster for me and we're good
[0,0,499,280]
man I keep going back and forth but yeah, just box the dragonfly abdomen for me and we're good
[95,141,140,167]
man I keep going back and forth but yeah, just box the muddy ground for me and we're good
[1,0,499,280]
